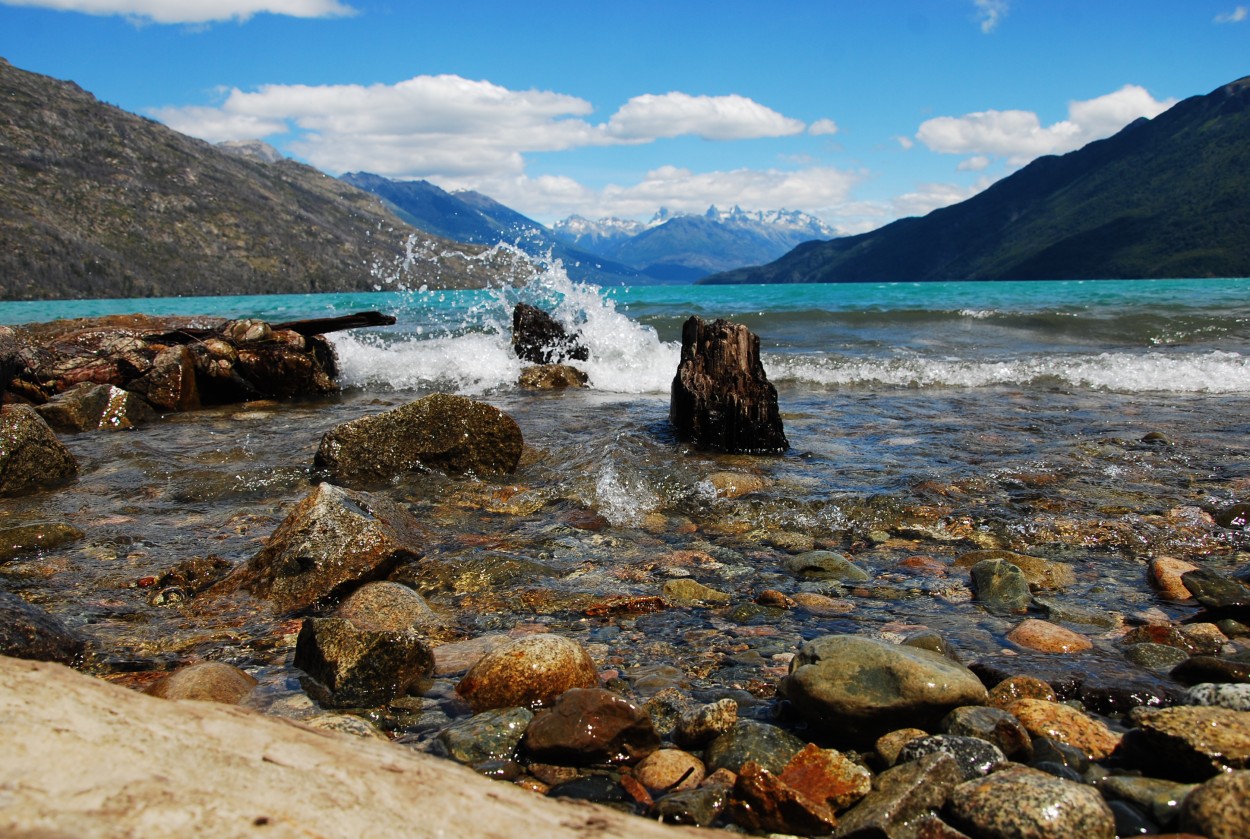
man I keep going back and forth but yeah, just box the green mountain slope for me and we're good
[705,76,1250,284]
[0,58,499,301]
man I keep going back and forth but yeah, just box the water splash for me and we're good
[594,460,660,526]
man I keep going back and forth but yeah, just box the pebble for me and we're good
[897,734,1006,781]
[651,786,728,827]
[705,471,767,499]
[1179,769,1250,839]
[672,697,738,748]
[0,591,87,665]
[455,634,598,712]
[1098,774,1195,825]
[633,748,705,792]
[1171,654,1250,685]
[661,578,731,605]
[293,617,433,708]
[940,706,1033,762]
[704,720,804,774]
[986,675,1057,709]
[969,558,1032,612]
[1007,698,1122,760]
[143,661,257,704]
[303,713,386,738]
[947,764,1115,839]
[956,549,1077,590]
[523,687,659,765]
[833,752,964,838]
[778,742,873,812]
[1006,618,1093,653]
[788,591,854,615]
[875,728,928,766]
[1123,642,1191,670]
[781,550,870,582]
[1184,682,1250,711]
[334,581,442,633]
[1149,556,1201,601]
[1122,705,1250,780]
[436,706,533,765]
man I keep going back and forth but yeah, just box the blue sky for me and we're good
[0,1,1246,233]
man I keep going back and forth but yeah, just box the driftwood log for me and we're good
[670,316,788,455]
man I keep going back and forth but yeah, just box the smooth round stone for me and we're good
[143,662,257,704]
[948,764,1115,839]
[969,558,1032,612]
[1007,618,1093,654]
[986,675,1057,709]
[633,749,705,792]
[1123,642,1191,670]
[1098,774,1196,825]
[706,471,767,499]
[334,581,441,633]
[524,687,659,765]
[897,734,1006,781]
[1149,556,1201,601]
[941,705,1033,761]
[304,713,385,738]
[661,578,731,605]
[455,634,598,712]
[1108,799,1158,837]
[781,551,869,582]
[436,706,533,765]
[1184,682,1250,711]
[651,786,728,827]
[704,720,804,774]
[1179,769,1250,839]
[781,634,988,741]
[900,629,961,661]
[1007,698,1122,760]
[1171,655,1250,685]
[955,549,1077,590]
[789,591,854,616]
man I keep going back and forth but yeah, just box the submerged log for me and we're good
[669,316,788,455]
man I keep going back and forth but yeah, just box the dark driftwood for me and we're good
[669,316,788,455]
[273,311,396,336]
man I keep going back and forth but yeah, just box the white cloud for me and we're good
[974,0,1008,33]
[604,92,805,141]
[808,118,839,136]
[891,179,990,219]
[0,0,355,23]
[957,155,990,172]
[1215,6,1248,23]
[915,84,1175,166]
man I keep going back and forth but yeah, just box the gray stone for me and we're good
[897,734,1006,781]
[651,786,728,827]
[833,752,964,838]
[782,550,870,582]
[969,557,1032,612]
[1123,641,1190,670]
[314,393,523,486]
[0,405,78,496]
[672,697,738,748]
[940,705,1032,761]
[0,521,84,564]
[781,634,988,742]
[704,720,805,774]
[36,382,158,432]
[1184,682,1250,711]
[293,617,433,708]
[220,482,426,614]
[0,591,86,665]
[436,706,533,765]
[947,764,1114,839]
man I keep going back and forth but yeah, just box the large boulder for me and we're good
[779,634,987,743]
[669,316,787,455]
[217,483,427,614]
[314,393,523,486]
[0,405,78,496]
[512,303,588,364]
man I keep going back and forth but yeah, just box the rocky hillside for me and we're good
[706,76,1250,284]
[0,59,503,301]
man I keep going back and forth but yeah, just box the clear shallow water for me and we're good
[4,263,1250,727]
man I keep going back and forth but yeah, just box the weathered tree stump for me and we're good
[669,316,788,455]
[511,303,588,364]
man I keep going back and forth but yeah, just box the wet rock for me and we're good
[221,483,426,614]
[705,470,767,499]
[955,549,1076,590]
[1120,705,1250,780]
[897,735,1006,782]
[1030,736,1091,773]
[782,550,870,582]
[875,728,929,766]
[0,521,84,564]
[524,688,659,765]
[127,344,200,412]
[293,617,434,708]
[946,764,1114,839]
[669,316,788,455]
[1171,654,1250,685]
[729,761,838,836]
[1180,567,1250,615]
[144,661,257,704]
[651,786,728,827]
[672,697,738,748]
[314,393,523,486]
[781,634,987,743]
[1098,774,1195,826]
[661,578,731,605]
[456,634,598,712]
[779,743,873,812]
[790,591,855,616]
[436,706,533,765]
[940,706,1033,762]
[1178,769,1250,839]
[304,713,385,739]
[1123,642,1190,671]
[705,720,805,774]
[1213,502,1250,530]
[1032,595,1124,629]
[35,382,158,432]
[0,591,86,664]
[511,303,588,365]
[985,675,1057,709]
[972,651,1178,714]
[0,405,78,496]
[1006,618,1093,654]
[901,629,962,662]
[1184,682,1250,711]
[1149,556,1201,601]
[833,752,964,838]
[334,581,441,633]
[518,364,588,389]
[546,774,630,806]
[1007,698,1121,760]
[634,749,705,792]
[969,558,1032,613]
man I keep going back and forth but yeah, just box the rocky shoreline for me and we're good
[2,312,1250,837]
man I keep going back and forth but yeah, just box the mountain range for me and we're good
[0,58,501,301]
[705,76,1250,284]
